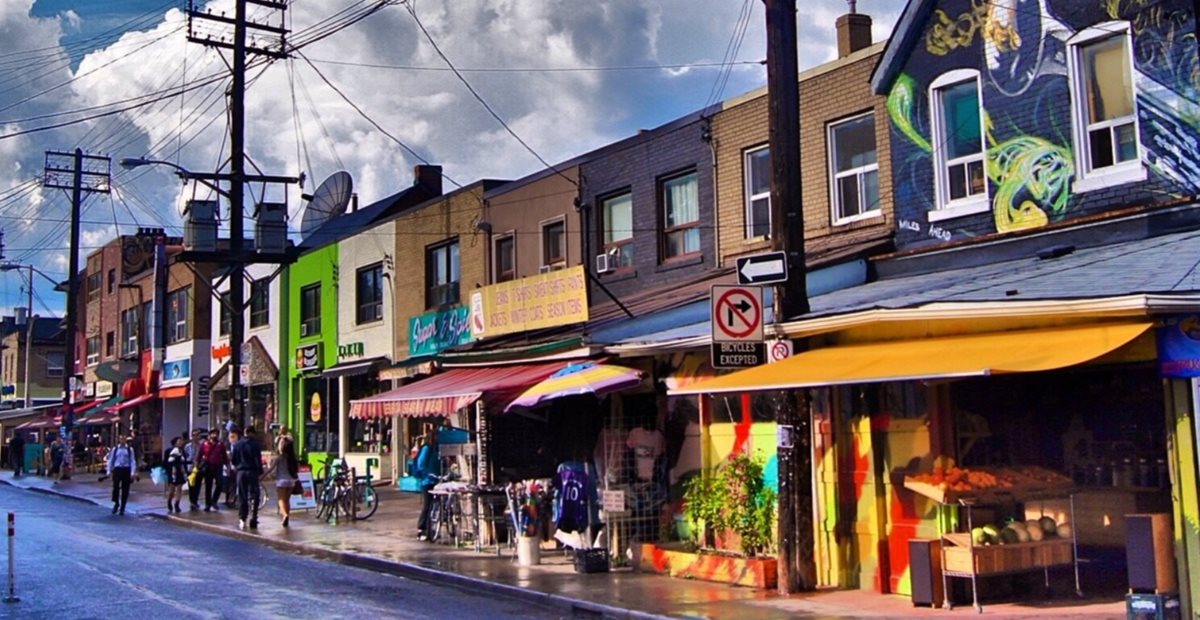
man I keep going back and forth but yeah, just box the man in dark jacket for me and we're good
[8,431,25,477]
[230,426,264,530]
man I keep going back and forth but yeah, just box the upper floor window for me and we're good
[744,146,771,239]
[1068,23,1144,190]
[86,271,102,302]
[661,171,700,259]
[107,269,115,294]
[105,331,115,358]
[356,263,384,325]
[166,287,190,344]
[425,240,460,308]
[120,307,139,356]
[218,291,232,337]
[300,283,321,337]
[141,301,151,350]
[249,279,269,329]
[86,336,100,367]
[829,113,880,224]
[45,351,64,378]
[494,234,515,283]
[930,71,987,219]
[600,191,634,270]
[541,218,566,271]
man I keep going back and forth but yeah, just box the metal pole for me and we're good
[4,512,17,603]
[22,266,32,409]
[64,149,82,406]
[228,0,247,428]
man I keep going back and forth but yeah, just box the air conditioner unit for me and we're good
[595,253,611,274]
[300,323,309,337]
[539,264,553,274]
[374,305,383,320]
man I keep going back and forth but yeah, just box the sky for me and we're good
[0,0,904,316]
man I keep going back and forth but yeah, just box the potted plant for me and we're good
[641,451,778,588]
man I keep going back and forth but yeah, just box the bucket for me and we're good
[516,536,540,566]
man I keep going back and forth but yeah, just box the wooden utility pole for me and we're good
[765,0,816,593]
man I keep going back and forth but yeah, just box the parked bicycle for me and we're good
[314,458,379,522]
[427,473,464,544]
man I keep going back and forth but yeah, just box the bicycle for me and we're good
[427,473,463,544]
[314,458,379,522]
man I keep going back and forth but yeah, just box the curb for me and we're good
[164,514,671,620]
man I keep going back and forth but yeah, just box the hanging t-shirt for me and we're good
[626,427,664,482]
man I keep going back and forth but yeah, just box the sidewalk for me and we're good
[1,471,1129,619]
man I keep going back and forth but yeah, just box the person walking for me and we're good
[8,431,25,477]
[107,434,138,515]
[49,435,65,481]
[412,427,440,541]
[263,436,299,527]
[198,428,229,511]
[164,436,187,513]
[230,426,264,530]
[183,429,203,510]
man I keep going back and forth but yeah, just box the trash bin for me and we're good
[516,536,540,566]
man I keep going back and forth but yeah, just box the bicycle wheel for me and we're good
[354,482,379,520]
[258,483,269,511]
[428,497,444,541]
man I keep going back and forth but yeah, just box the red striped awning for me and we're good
[349,362,566,419]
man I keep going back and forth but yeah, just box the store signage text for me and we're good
[95,380,114,398]
[196,375,210,420]
[295,343,321,372]
[212,342,231,360]
[1158,316,1200,378]
[409,306,472,357]
[338,342,365,359]
[710,342,766,369]
[470,265,588,339]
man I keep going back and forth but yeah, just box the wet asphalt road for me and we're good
[0,484,562,619]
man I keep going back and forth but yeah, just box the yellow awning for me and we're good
[671,322,1153,395]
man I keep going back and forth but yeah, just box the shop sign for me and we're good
[95,380,114,398]
[767,339,793,363]
[338,342,365,359]
[162,358,192,385]
[710,342,765,369]
[310,391,322,423]
[211,342,232,360]
[295,343,321,372]
[290,465,318,510]
[470,265,587,340]
[409,307,472,357]
[84,382,96,398]
[601,490,627,515]
[1158,316,1200,377]
[195,375,210,420]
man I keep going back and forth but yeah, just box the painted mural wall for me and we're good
[885,0,1200,248]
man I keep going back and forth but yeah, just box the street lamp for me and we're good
[0,262,64,409]
[119,158,230,198]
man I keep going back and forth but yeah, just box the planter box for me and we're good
[639,543,777,589]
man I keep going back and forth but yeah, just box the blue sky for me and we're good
[3,1,903,316]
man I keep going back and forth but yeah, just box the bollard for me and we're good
[4,512,17,603]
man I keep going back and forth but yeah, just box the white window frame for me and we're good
[929,69,990,222]
[46,351,64,378]
[1067,21,1146,193]
[492,231,516,283]
[743,145,771,239]
[540,216,567,271]
[828,112,882,225]
[86,336,100,367]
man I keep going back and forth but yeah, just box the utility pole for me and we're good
[44,149,110,476]
[765,0,815,593]
[23,265,33,409]
[187,0,291,427]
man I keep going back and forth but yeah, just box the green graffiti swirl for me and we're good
[986,134,1074,233]
[887,73,932,153]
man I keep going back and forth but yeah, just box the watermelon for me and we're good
[999,527,1019,545]
[1010,525,1031,543]
[1025,522,1045,541]
[971,527,988,545]
[1056,523,1073,539]
[981,524,1000,544]
[1038,516,1057,536]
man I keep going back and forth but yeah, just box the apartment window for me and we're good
[829,113,880,223]
[107,269,115,294]
[744,146,771,238]
[120,307,139,356]
[300,284,321,337]
[541,219,566,270]
[105,331,115,358]
[45,351,64,378]
[661,171,700,259]
[1069,24,1143,189]
[249,279,269,329]
[86,336,100,367]
[166,286,190,344]
[931,71,987,217]
[219,291,232,337]
[494,234,515,283]
[425,240,460,308]
[141,301,152,350]
[600,191,634,269]
[87,271,102,302]
[356,263,384,325]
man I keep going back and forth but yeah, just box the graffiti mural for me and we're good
[886,0,1200,249]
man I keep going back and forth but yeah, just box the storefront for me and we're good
[673,318,1199,611]
[209,336,278,435]
[323,353,389,480]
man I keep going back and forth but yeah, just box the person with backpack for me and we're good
[412,427,440,541]
[107,434,138,515]
[198,428,229,511]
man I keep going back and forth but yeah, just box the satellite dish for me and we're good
[300,171,352,239]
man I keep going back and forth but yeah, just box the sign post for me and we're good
[710,284,766,368]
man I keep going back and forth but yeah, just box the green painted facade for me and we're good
[281,243,340,463]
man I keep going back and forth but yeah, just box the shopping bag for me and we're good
[187,466,199,488]
[150,466,166,486]
[291,480,303,496]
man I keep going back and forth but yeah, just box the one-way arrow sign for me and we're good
[736,251,788,285]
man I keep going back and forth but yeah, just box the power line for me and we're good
[305,57,765,73]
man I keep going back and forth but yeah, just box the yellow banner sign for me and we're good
[470,265,588,339]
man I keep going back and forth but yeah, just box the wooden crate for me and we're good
[1034,538,1073,567]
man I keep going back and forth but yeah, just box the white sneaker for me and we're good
[238,519,246,531]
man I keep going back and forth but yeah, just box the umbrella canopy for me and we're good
[505,362,643,411]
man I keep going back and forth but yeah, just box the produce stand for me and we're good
[903,466,1082,613]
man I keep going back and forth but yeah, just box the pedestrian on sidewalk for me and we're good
[231,426,264,530]
[49,435,65,481]
[184,429,203,510]
[165,436,187,513]
[107,434,138,515]
[413,427,440,541]
[8,431,25,477]
[263,435,299,527]
[199,428,229,512]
